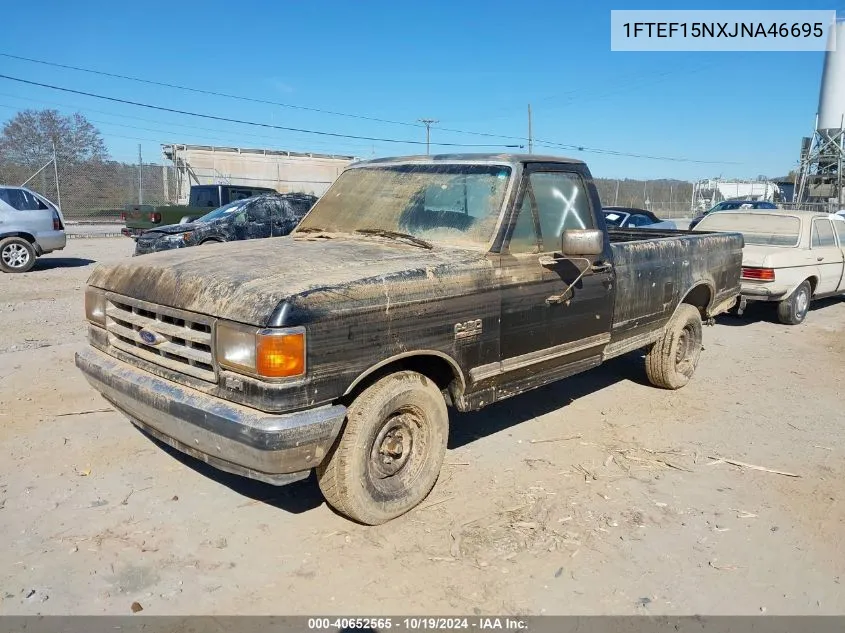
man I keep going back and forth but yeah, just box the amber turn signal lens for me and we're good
[256,331,306,378]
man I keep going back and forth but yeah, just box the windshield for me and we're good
[196,198,249,223]
[695,212,801,246]
[295,163,512,249]
[603,210,627,227]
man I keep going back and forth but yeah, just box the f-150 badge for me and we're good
[454,319,482,340]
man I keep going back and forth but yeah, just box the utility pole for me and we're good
[527,104,533,154]
[418,119,438,155]
[614,179,620,206]
[138,144,143,204]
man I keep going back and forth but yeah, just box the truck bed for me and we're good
[602,228,743,359]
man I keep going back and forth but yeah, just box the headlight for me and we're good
[84,288,106,326]
[215,322,306,379]
[163,233,191,244]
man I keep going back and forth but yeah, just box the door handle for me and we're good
[817,257,825,262]
[591,261,612,273]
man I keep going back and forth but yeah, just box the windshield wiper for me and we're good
[294,227,335,238]
[355,228,433,249]
[296,227,328,233]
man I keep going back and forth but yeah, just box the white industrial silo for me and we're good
[797,19,845,206]
[817,20,845,138]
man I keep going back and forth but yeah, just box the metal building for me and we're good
[690,178,781,213]
[161,144,357,204]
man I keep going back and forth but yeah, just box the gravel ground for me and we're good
[0,237,843,615]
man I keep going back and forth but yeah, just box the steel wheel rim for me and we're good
[675,325,695,370]
[795,288,809,316]
[369,410,418,479]
[1,243,30,268]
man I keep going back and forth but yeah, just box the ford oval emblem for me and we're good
[138,329,163,346]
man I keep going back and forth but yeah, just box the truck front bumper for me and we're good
[75,347,346,486]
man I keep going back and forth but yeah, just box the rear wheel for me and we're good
[645,304,703,390]
[0,237,36,273]
[317,371,448,525]
[777,280,811,325]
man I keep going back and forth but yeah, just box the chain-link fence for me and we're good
[593,180,695,219]
[1,157,704,222]
[0,159,177,222]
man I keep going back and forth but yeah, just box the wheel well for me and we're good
[0,232,36,243]
[806,276,818,295]
[341,354,463,405]
[681,284,712,317]
[201,238,223,244]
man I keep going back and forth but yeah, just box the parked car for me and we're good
[0,186,66,273]
[121,184,279,238]
[76,153,742,524]
[689,200,778,229]
[603,206,670,229]
[693,210,845,324]
[134,193,317,255]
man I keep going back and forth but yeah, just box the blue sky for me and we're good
[1,0,844,180]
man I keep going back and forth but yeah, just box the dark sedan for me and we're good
[134,193,316,256]
[603,207,676,229]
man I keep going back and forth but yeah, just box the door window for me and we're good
[0,188,49,210]
[193,187,219,208]
[627,214,653,227]
[508,171,594,253]
[229,188,256,202]
[833,219,845,247]
[811,219,836,248]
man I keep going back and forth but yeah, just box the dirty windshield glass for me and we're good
[196,199,248,223]
[695,212,801,246]
[296,164,512,249]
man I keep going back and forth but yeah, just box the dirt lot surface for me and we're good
[1,238,843,615]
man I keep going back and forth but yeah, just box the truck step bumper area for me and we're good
[75,347,346,486]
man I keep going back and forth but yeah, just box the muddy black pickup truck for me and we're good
[76,154,742,524]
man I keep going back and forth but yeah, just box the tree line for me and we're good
[2,108,695,219]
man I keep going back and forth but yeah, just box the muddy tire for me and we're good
[777,280,811,325]
[317,371,448,525]
[645,304,703,390]
[0,236,36,273]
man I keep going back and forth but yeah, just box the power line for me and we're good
[0,74,522,149]
[0,95,383,153]
[0,54,740,165]
[0,52,426,130]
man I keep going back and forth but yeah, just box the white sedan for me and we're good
[694,210,845,324]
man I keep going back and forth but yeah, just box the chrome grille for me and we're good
[105,293,216,382]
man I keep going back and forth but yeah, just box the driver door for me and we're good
[492,166,614,384]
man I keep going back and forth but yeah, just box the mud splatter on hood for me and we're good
[88,235,487,326]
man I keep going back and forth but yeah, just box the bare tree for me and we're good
[0,109,108,168]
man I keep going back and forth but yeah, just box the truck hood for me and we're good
[88,235,486,325]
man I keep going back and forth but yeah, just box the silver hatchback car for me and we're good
[0,186,67,273]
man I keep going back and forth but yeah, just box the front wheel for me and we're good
[0,237,36,273]
[645,304,703,390]
[777,280,811,325]
[317,371,449,525]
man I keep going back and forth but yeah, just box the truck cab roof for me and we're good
[352,153,586,168]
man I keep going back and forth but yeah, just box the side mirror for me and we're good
[561,229,604,256]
